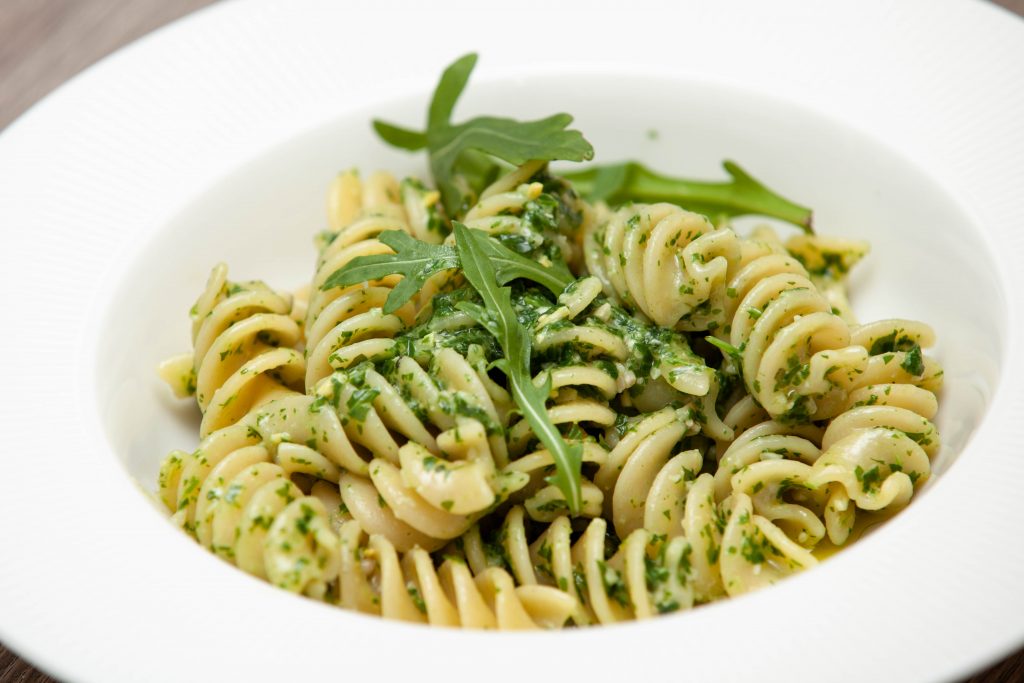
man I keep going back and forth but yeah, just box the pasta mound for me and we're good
[156,161,942,629]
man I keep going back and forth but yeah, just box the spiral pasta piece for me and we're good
[157,263,306,438]
[713,420,827,546]
[485,475,805,621]
[308,348,530,549]
[594,407,701,536]
[785,232,870,325]
[461,160,586,271]
[156,400,352,597]
[583,202,742,330]
[305,170,443,390]
[567,517,696,622]
[800,320,941,543]
[727,250,868,422]
[718,492,818,596]
[461,505,697,624]
[714,356,939,549]
[334,518,576,628]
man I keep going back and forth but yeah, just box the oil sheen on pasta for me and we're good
[156,160,942,629]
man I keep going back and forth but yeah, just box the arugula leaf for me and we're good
[474,232,573,296]
[430,114,593,214]
[322,223,574,312]
[453,223,583,514]
[373,53,594,216]
[320,231,458,314]
[428,53,478,130]
[563,160,814,232]
[372,121,426,151]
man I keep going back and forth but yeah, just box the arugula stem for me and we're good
[563,161,813,232]
[504,371,583,513]
[453,224,583,514]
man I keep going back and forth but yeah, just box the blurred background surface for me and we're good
[0,0,213,129]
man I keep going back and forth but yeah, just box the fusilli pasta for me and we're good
[156,159,943,630]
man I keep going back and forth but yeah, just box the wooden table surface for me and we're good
[2,0,1024,681]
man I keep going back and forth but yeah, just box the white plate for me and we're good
[1,1,1023,681]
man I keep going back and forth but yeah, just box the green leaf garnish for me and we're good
[900,344,925,377]
[453,223,583,514]
[320,231,458,314]
[374,53,594,216]
[474,234,573,296]
[564,160,813,232]
[321,225,574,312]
[371,121,426,151]
[427,53,478,131]
[705,335,743,363]
[429,114,592,214]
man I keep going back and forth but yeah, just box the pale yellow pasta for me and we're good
[503,442,608,521]
[595,408,699,534]
[462,159,584,271]
[785,232,870,325]
[583,202,741,330]
[718,493,818,597]
[487,508,696,624]
[157,418,342,594]
[727,251,868,421]
[157,263,306,437]
[334,518,576,628]
[156,158,943,630]
[305,170,442,390]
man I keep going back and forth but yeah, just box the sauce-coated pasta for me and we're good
[157,158,942,629]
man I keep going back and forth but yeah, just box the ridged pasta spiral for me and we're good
[157,263,306,438]
[504,410,818,614]
[593,408,704,537]
[724,244,869,422]
[460,159,585,271]
[305,170,444,390]
[711,233,942,546]
[586,410,813,603]
[711,404,936,552]
[309,347,532,550]
[583,202,741,330]
[331,515,577,628]
[804,318,942,543]
[713,419,830,543]
[711,325,940,550]
[157,394,366,597]
[526,275,733,444]
[471,487,816,625]
[455,504,697,625]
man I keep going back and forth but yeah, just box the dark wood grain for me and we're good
[0,0,216,130]
[1,0,1023,681]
